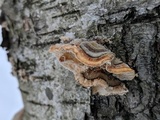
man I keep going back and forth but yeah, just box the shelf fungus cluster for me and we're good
[49,37,136,96]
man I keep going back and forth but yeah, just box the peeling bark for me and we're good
[1,0,160,120]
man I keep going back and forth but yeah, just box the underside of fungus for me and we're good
[49,37,136,96]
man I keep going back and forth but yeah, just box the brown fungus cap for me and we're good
[49,37,136,96]
[106,58,136,80]
[50,42,115,67]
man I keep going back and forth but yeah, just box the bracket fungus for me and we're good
[49,37,136,96]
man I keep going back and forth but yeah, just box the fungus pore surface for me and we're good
[49,37,136,96]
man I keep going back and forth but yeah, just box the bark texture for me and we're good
[1,0,160,120]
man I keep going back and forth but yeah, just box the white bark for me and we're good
[1,0,160,120]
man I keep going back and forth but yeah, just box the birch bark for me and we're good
[1,0,160,120]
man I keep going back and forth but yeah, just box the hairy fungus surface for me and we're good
[49,37,136,96]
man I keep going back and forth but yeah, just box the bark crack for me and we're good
[51,10,80,19]
[31,39,60,48]
[27,100,54,108]
[60,100,89,105]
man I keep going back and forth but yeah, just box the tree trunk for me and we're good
[1,0,160,120]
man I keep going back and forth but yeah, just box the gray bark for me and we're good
[1,0,160,120]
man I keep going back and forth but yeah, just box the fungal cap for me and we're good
[106,63,134,74]
[49,38,135,96]
[113,71,136,80]
[49,43,115,67]
[92,83,128,96]
[49,44,62,53]
[80,41,113,58]
[106,59,136,80]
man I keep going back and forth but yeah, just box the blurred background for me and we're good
[0,26,23,120]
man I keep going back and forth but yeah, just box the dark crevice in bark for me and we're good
[149,105,156,119]
[149,22,160,120]
[105,7,136,25]
[84,113,95,120]
[91,95,117,120]
[108,8,131,15]
[37,27,71,36]
[52,10,80,19]
[31,39,60,48]
[28,75,55,81]
[121,24,130,63]
[30,0,40,5]
[12,0,17,4]
[19,88,29,95]
[60,100,87,105]
[16,59,36,72]
[153,22,160,83]
[115,97,124,113]
[27,100,54,108]
[155,5,160,15]
[90,95,98,119]
[17,37,21,47]
[16,59,20,70]
[42,2,68,11]
[131,5,160,24]
[136,80,143,104]
[38,0,56,8]
[123,7,136,22]
[1,27,11,50]
[131,15,160,24]
[25,111,38,119]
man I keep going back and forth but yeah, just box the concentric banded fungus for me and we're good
[49,44,115,67]
[49,37,136,96]
[80,41,113,58]
[106,58,136,80]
